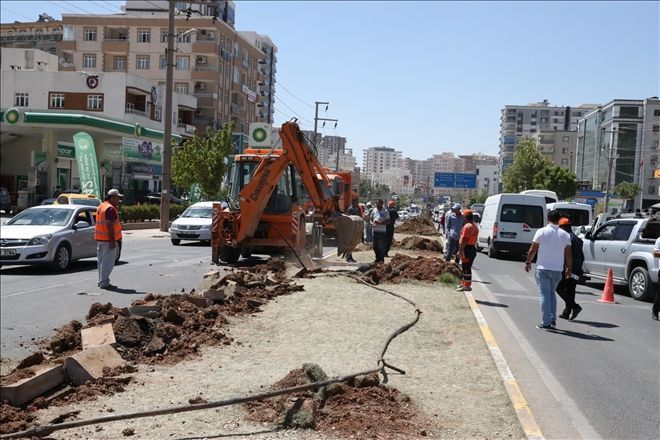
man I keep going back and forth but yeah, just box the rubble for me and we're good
[395,216,440,236]
[245,364,433,438]
[363,254,462,284]
[394,236,444,252]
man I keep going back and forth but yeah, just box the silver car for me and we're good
[0,205,114,271]
[169,201,221,245]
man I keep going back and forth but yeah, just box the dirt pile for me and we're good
[363,254,461,284]
[245,364,433,439]
[394,236,443,252]
[395,216,439,236]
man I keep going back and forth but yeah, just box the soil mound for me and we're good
[364,254,461,284]
[245,365,433,438]
[394,236,443,252]
[395,216,439,236]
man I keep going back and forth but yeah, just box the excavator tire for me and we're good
[219,247,241,264]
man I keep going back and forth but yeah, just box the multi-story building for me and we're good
[319,135,347,168]
[431,152,459,173]
[459,153,498,173]
[371,167,414,195]
[533,130,578,171]
[476,163,499,196]
[576,98,660,209]
[406,158,432,192]
[239,31,276,124]
[1,48,195,203]
[362,146,402,180]
[499,100,597,176]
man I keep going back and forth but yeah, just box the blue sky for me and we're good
[1,1,658,161]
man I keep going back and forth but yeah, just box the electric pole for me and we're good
[603,127,617,215]
[159,0,175,232]
[312,101,338,166]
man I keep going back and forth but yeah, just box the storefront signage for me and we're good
[248,123,271,148]
[57,144,76,159]
[125,163,162,175]
[122,137,162,164]
[73,132,101,197]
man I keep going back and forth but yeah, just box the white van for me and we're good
[478,194,547,258]
[547,202,592,231]
[520,190,558,204]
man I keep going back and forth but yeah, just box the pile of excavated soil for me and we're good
[395,216,439,236]
[0,402,37,435]
[394,236,443,252]
[363,254,461,285]
[245,365,433,438]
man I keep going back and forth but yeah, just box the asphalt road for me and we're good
[471,251,660,440]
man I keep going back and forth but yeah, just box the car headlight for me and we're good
[199,224,210,230]
[27,234,53,246]
[170,223,179,230]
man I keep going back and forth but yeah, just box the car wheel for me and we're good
[487,240,498,258]
[171,239,181,246]
[51,243,71,271]
[219,247,240,264]
[629,266,654,301]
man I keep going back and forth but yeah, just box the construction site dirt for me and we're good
[1,247,523,439]
[395,216,440,236]
[362,254,462,285]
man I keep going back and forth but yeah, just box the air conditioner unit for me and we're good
[196,56,207,64]
[207,32,215,40]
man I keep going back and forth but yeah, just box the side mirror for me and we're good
[73,221,90,229]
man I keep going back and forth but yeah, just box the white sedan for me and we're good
[0,205,119,270]
[169,201,222,245]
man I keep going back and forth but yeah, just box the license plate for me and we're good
[178,231,195,235]
[1,249,17,257]
[500,232,517,239]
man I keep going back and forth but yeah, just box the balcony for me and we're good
[192,40,217,53]
[102,39,129,52]
[194,92,218,107]
[191,67,219,80]
[177,122,196,134]
[59,40,76,50]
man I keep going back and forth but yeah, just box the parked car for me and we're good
[0,205,120,270]
[54,193,102,207]
[146,192,186,205]
[169,201,217,245]
[582,215,659,301]
[0,186,11,214]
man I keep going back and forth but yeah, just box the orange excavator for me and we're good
[211,120,347,264]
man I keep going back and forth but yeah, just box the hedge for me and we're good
[119,204,186,222]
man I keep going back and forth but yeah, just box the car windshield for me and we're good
[556,208,590,227]
[7,208,73,226]
[181,207,213,218]
[71,198,101,207]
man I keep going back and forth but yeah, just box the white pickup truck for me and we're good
[582,215,659,301]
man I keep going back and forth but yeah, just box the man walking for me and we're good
[370,199,390,263]
[96,189,123,290]
[444,204,464,264]
[525,210,572,329]
[457,210,479,292]
[385,200,399,257]
[364,202,373,243]
[556,217,584,320]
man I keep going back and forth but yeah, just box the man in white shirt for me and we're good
[525,210,572,329]
[652,237,660,321]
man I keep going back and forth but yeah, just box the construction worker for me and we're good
[370,199,390,263]
[445,203,464,264]
[384,200,399,257]
[556,217,584,321]
[96,189,123,290]
[456,210,479,292]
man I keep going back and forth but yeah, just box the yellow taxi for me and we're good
[53,193,102,207]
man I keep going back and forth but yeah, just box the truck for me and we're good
[211,121,347,264]
[582,215,660,301]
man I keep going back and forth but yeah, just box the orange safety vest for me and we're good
[95,201,122,242]
[460,222,479,246]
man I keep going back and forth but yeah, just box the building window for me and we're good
[83,27,97,41]
[654,125,660,132]
[63,25,74,40]
[562,148,567,155]
[654,109,660,117]
[14,93,29,107]
[175,82,189,94]
[562,136,570,142]
[35,29,43,36]
[175,56,189,70]
[52,27,61,34]
[87,94,103,110]
[49,93,65,108]
[619,106,639,118]
[137,29,150,43]
[47,47,57,55]
[530,128,536,133]
[159,55,167,69]
[83,53,97,68]
[233,66,239,83]
[160,29,168,42]
[561,159,569,166]
[177,30,192,43]
[113,56,126,71]
[136,55,150,69]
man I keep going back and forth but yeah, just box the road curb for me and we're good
[463,289,545,440]
[122,221,171,231]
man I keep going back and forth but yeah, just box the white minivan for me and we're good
[547,202,592,232]
[478,194,547,258]
[520,189,558,204]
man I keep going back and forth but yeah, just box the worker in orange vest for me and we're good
[456,209,479,292]
[96,189,123,289]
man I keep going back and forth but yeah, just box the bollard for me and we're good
[311,223,323,258]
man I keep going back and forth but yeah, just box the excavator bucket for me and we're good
[329,213,364,259]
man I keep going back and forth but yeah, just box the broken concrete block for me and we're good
[64,345,126,386]
[81,323,116,350]
[183,295,211,309]
[128,300,160,317]
[204,269,221,279]
[202,288,225,302]
[86,313,116,326]
[223,284,237,300]
[0,365,66,406]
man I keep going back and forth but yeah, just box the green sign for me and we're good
[73,132,101,197]
[122,137,162,163]
[189,183,202,203]
[57,144,75,158]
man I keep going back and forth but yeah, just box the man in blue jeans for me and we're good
[524,210,572,329]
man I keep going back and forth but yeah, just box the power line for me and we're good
[277,82,314,109]
[275,97,314,125]
[0,7,34,21]
[88,1,124,14]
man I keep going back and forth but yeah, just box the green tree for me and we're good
[612,181,642,209]
[468,189,489,206]
[172,123,234,200]
[502,138,552,193]
[358,180,390,203]
[533,166,578,201]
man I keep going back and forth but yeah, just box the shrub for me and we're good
[438,272,460,286]
[120,204,186,222]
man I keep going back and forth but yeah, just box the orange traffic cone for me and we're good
[598,268,618,304]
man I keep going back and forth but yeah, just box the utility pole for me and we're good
[312,101,338,164]
[603,127,617,214]
[159,0,175,232]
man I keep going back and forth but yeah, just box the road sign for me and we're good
[434,173,455,188]
[455,173,477,189]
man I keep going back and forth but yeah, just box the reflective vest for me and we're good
[95,202,122,241]
[460,222,479,246]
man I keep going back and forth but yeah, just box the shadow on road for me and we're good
[475,299,508,308]
[547,328,614,341]
[105,286,148,295]
[571,319,619,329]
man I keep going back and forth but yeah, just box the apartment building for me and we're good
[476,163,499,196]
[533,130,578,171]
[499,100,597,175]
[319,135,347,168]
[371,167,414,195]
[362,146,402,180]
[239,31,276,124]
[459,153,498,173]
[576,98,660,209]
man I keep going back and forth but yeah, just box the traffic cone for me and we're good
[598,268,618,304]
